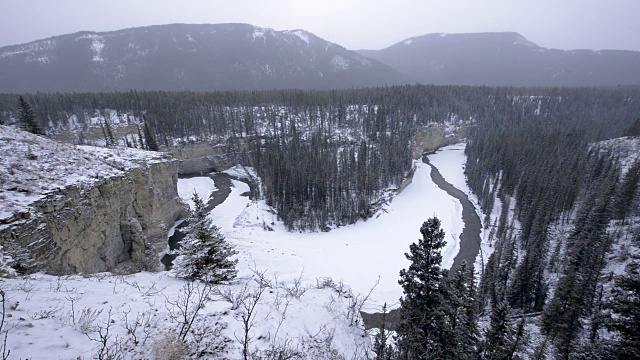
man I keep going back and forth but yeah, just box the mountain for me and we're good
[0,23,402,93]
[358,32,640,86]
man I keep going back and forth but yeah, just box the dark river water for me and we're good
[361,148,482,330]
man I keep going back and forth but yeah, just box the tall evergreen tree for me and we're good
[143,115,159,151]
[172,192,238,283]
[103,113,116,147]
[605,252,640,359]
[446,261,480,359]
[17,96,44,135]
[481,300,528,359]
[396,217,448,359]
[373,303,394,360]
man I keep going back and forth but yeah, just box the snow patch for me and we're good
[291,30,311,44]
[593,136,640,175]
[330,55,352,71]
[91,39,105,62]
[404,39,413,45]
[177,177,217,210]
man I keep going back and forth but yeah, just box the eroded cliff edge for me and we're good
[0,126,188,274]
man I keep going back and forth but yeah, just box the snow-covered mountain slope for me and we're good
[358,32,640,86]
[0,23,402,92]
[593,136,640,174]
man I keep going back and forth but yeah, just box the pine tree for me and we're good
[481,300,527,359]
[103,114,116,147]
[373,303,394,360]
[605,254,640,359]
[17,96,44,135]
[143,115,159,151]
[396,217,448,359]
[172,192,238,283]
[448,261,480,359]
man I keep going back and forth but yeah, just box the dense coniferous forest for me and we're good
[1,86,638,231]
[1,85,640,357]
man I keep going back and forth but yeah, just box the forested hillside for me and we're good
[466,95,640,357]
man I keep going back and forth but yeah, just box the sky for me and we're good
[1,0,639,51]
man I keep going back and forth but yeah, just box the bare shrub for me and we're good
[78,307,103,334]
[164,280,212,341]
[121,308,158,347]
[86,308,122,360]
[28,303,62,320]
[280,272,307,300]
[234,282,268,360]
[213,285,249,310]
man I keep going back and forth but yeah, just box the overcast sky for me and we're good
[1,0,639,51]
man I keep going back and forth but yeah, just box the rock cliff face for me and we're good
[168,140,244,175]
[0,126,188,274]
[1,161,187,274]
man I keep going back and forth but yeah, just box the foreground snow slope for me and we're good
[192,155,465,311]
[2,271,370,359]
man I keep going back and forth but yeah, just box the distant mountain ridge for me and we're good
[357,32,640,86]
[1,26,639,92]
[0,23,402,93]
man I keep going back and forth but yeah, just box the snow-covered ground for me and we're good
[594,136,640,175]
[1,271,370,359]
[186,151,467,312]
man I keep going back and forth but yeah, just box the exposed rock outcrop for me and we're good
[0,126,188,274]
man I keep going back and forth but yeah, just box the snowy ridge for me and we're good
[593,136,640,174]
[0,125,170,223]
[288,30,312,44]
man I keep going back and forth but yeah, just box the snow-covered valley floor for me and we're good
[214,156,465,312]
[2,144,472,359]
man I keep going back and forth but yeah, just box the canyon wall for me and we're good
[0,161,187,274]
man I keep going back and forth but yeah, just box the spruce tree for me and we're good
[373,303,394,360]
[605,254,640,359]
[396,217,448,359]
[143,115,159,151]
[17,96,44,135]
[103,115,116,147]
[481,300,528,359]
[172,192,238,283]
[448,261,480,359]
